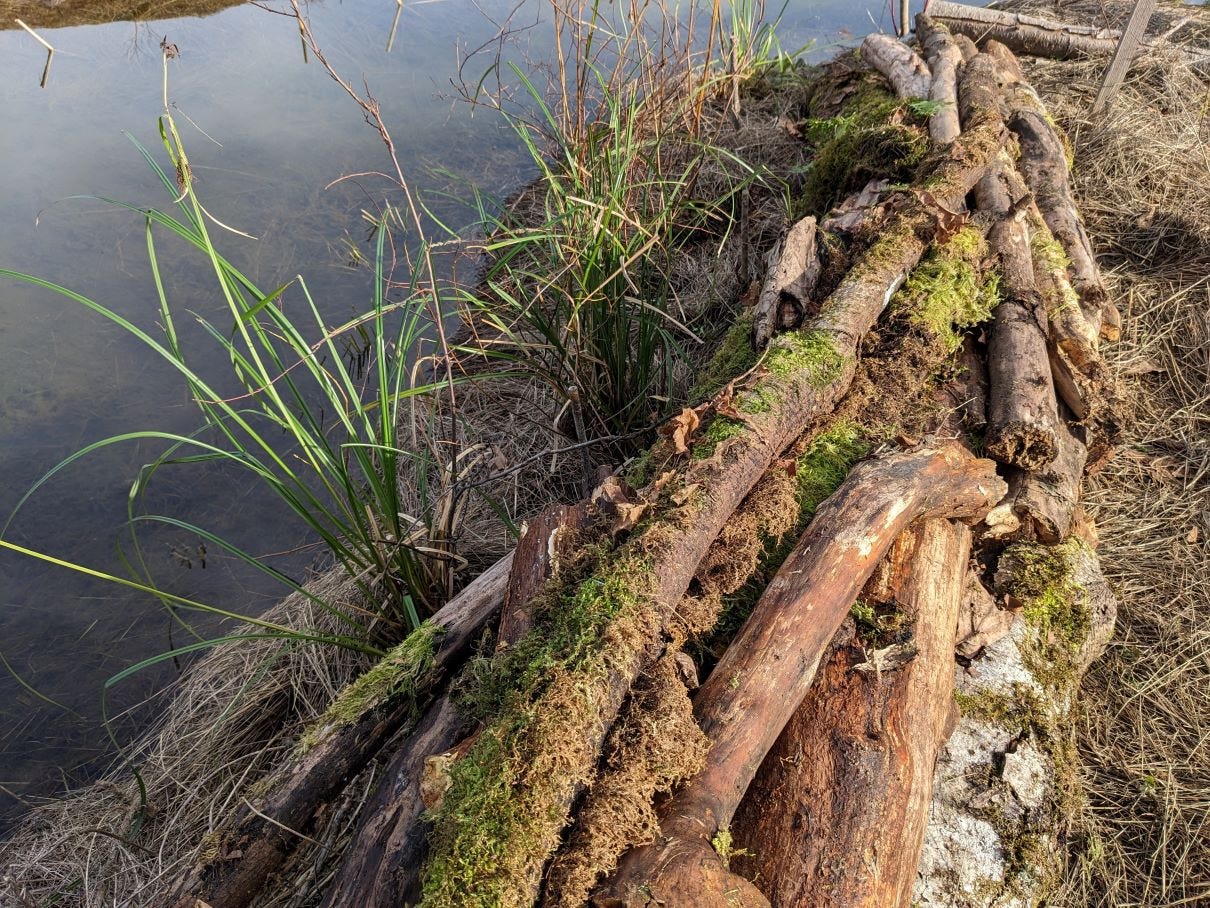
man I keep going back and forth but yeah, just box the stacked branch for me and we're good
[153,31,1124,908]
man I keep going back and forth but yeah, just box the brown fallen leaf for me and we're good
[1123,358,1165,376]
[853,642,919,675]
[592,475,650,534]
[659,406,701,454]
[956,572,1017,658]
[670,482,701,507]
[1187,526,1201,544]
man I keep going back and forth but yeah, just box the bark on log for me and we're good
[917,15,963,144]
[963,55,1059,471]
[417,114,1006,907]
[169,552,514,908]
[861,33,930,100]
[594,446,1005,907]
[730,518,971,908]
[752,216,821,349]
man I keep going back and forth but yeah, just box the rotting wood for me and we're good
[1093,0,1159,114]
[752,216,821,349]
[861,33,930,100]
[594,446,1005,907]
[170,552,514,908]
[1010,410,1089,543]
[962,54,1059,471]
[730,518,971,908]
[417,112,1007,908]
[917,15,963,144]
[929,0,1120,58]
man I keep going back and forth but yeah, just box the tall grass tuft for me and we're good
[2,53,469,659]
[452,0,797,451]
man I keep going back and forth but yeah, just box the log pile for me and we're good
[166,23,1120,908]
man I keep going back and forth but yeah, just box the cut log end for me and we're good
[986,422,1058,472]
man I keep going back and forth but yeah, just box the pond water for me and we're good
[0,0,907,828]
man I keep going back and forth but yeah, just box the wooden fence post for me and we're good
[1092,0,1157,114]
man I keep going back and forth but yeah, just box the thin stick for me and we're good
[15,18,54,51]
[386,0,403,54]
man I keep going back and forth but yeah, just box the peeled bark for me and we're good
[752,216,821,349]
[917,15,963,144]
[861,33,930,100]
[170,552,514,908]
[595,446,1005,907]
[730,518,971,908]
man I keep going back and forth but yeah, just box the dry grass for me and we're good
[1000,3,1210,903]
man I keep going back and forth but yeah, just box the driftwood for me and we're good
[962,54,1059,471]
[730,518,971,908]
[595,446,1005,907]
[752,216,821,349]
[928,0,1120,59]
[860,33,930,99]
[170,552,514,908]
[917,15,962,144]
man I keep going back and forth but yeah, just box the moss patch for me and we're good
[296,621,442,754]
[690,310,759,402]
[763,329,845,385]
[893,226,1000,352]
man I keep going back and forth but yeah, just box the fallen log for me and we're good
[861,33,930,99]
[987,39,1114,341]
[595,445,1005,907]
[928,0,1120,59]
[169,552,514,908]
[729,517,971,908]
[917,15,963,144]
[752,215,821,349]
[963,54,1059,471]
[418,111,1006,907]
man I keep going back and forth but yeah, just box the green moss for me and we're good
[799,86,930,216]
[739,386,776,414]
[691,415,748,461]
[894,226,1000,351]
[624,449,654,487]
[690,310,759,402]
[1030,230,1082,314]
[1001,539,1091,669]
[764,329,845,385]
[422,546,662,905]
[296,622,442,754]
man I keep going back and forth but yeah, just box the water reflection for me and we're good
[0,0,893,827]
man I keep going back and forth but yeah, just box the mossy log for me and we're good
[730,518,971,908]
[963,55,1059,471]
[417,113,1007,908]
[752,216,821,349]
[917,15,963,144]
[595,446,1005,907]
[860,34,930,100]
[169,553,513,908]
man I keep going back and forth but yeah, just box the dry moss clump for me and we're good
[541,654,709,907]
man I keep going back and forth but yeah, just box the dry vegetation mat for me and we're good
[2,3,1207,907]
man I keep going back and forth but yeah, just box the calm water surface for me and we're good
[0,0,902,827]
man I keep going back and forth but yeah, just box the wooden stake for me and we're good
[1092,0,1158,115]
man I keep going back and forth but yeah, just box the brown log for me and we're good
[1010,411,1088,543]
[953,32,978,63]
[752,216,821,349]
[416,113,1007,907]
[860,33,930,100]
[594,445,1005,907]
[730,518,971,908]
[169,552,514,908]
[963,54,1060,471]
[917,15,963,144]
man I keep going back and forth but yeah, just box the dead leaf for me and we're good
[421,752,456,810]
[674,651,700,690]
[1187,526,1201,544]
[776,115,803,139]
[592,475,650,535]
[739,279,761,308]
[651,469,678,495]
[670,482,701,507]
[916,189,968,244]
[853,642,919,675]
[1124,358,1165,376]
[658,407,701,454]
